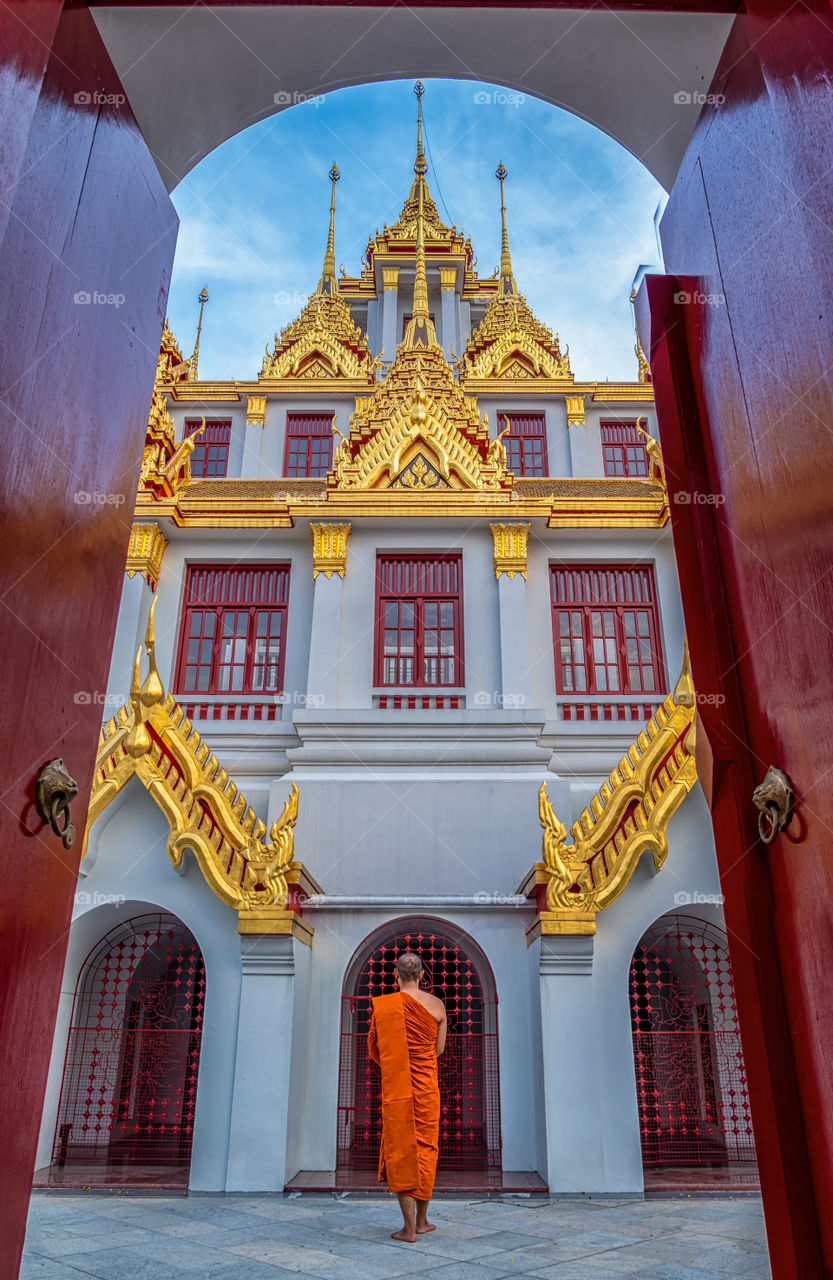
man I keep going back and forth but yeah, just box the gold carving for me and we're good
[125,523,168,590]
[246,394,266,428]
[565,394,585,428]
[392,453,449,489]
[311,522,351,578]
[490,523,530,580]
[636,417,666,486]
[83,601,315,939]
[382,266,400,291]
[525,645,696,937]
[439,267,457,293]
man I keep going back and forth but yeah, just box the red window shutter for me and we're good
[375,554,463,688]
[174,565,290,696]
[284,413,334,478]
[600,421,649,478]
[550,565,664,696]
[497,413,548,477]
[184,419,231,478]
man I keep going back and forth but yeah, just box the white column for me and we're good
[497,573,533,710]
[381,268,399,365]
[439,269,457,359]
[538,933,607,1191]
[306,572,343,711]
[225,934,296,1191]
[568,425,590,477]
[105,571,152,707]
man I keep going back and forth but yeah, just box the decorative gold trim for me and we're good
[490,522,530,580]
[125,523,168,590]
[246,394,266,428]
[565,393,586,428]
[83,601,315,935]
[526,912,597,942]
[311,522,351,578]
[522,645,696,939]
[237,910,315,944]
[439,267,457,293]
[382,266,400,291]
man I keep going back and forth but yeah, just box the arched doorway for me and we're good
[337,919,501,1188]
[49,913,205,1189]
[629,914,757,1191]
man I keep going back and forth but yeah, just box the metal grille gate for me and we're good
[337,922,501,1172]
[630,914,757,1180]
[52,913,205,1169]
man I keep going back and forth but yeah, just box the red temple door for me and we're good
[0,3,177,1272]
[637,3,833,1272]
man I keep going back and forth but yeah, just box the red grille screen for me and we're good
[52,914,205,1168]
[337,921,501,1173]
[630,914,757,1178]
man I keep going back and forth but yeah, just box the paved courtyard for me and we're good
[23,1192,771,1280]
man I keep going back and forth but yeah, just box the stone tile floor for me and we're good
[23,1192,771,1280]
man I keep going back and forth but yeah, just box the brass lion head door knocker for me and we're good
[35,759,78,849]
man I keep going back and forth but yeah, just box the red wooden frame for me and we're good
[374,554,463,689]
[283,412,334,477]
[174,564,290,697]
[498,412,549,477]
[184,418,231,478]
[550,564,665,697]
[600,420,649,478]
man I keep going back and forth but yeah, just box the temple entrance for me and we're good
[336,919,502,1190]
[46,913,205,1190]
[629,914,758,1193]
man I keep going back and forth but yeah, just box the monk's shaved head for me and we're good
[396,951,423,983]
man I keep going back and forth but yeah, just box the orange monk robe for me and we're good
[367,991,440,1200]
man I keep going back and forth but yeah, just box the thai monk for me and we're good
[367,950,447,1241]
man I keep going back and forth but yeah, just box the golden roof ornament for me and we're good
[401,144,438,350]
[189,286,208,380]
[495,163,519,299]
[260,164,375,382]
[630,287,652,383]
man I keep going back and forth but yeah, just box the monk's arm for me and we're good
[435,1005,447,1057]
[367,1011,380,1064]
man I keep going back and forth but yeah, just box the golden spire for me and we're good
[414,79,427,181]
[402,82,438,349]
[318,163,340,294]
[496,163,518,298]
[189,286,208,380]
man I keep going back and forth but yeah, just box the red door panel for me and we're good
[0,5,177,1273]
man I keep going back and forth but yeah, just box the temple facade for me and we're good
[34,84,756,1197]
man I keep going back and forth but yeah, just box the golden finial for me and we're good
[125,648,152,759]
[495,163,518,298]
[414,80,426,178]
[403,167,438,349]
[630,286,651,383]
[189,286,208,380]
[318,163,340,293]
[139,596,164,708]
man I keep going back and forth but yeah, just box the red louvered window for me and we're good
[498,413,548,477]
[550,565,664,696]
[375,554,463,688]
[284,413,334,477]
[184,419,231,478]
[175,565,290,696]
[601,420,649,477]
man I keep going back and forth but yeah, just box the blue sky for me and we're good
[166,78,664,383]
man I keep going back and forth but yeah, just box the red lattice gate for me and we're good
[52,913,205,1169]
[630,914,757,1183]
[337,921,501,1172]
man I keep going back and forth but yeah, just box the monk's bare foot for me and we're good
[416,1221,436,1233]
[391,1228,417,1242]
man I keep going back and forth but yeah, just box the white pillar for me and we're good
[439,271,457,359]
[497,573,533,711]
[568,424,589,476]
[105,570,153,707]
[306,572,344,711]
[538,933,607,1191]
[381,268,399,365]
[225,934,297,1191]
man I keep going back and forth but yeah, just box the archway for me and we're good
[629,914,757,1192]
[337,918,500,1188]
[48,913,205,1189]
